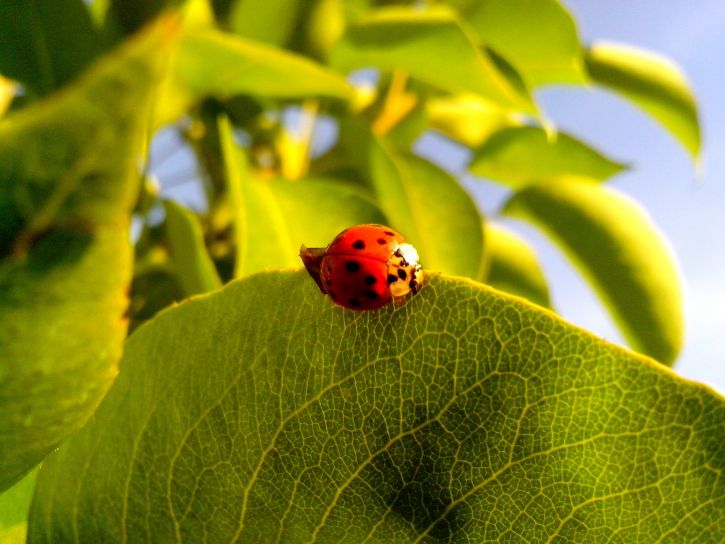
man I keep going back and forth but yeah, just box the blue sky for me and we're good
[531,0,725,393]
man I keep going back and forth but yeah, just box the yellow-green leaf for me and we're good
[585,41,701,159]
[470,125,626,186]
[426,94,521,147]
[219,117,386,277]
[157,28,353,124]
[0,19,173,492]
[369,137,485,279]
[162,199,222,296]
[29,272,725,542]
[329,6,534,112]
[229,0,303,47]
[503,181,684,364]
[0,470,37,543]
[0,77,16,118]
[483,223,550,307]
[461,0,585,85]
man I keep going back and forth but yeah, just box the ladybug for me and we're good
[300,224,423,310]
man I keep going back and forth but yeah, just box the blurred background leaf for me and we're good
[0,0,102,97]
[0,18,174,492]
[470,125,626,186]
[503,180,684,365]
[585,41,701,159]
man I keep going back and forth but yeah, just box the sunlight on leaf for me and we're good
[426,94,521,147]
[329,6,534,112]
[0,18,174,492]
[470,125,626,186]
[0,469,36,543]
[219,116,386,278]
[461,0,585,85]
[585,41,701,160]
[368,134,485,279]
[30,271,725,542]
[503,180,684,365]
[157,28,353,125]
[0,77,15,118]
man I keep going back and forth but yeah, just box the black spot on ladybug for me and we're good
[397,269,407,280]
[352,240,365,250]
[387,274,398,284]
[346,261,360,273]
[366,290,378,299]
[365,275,377,285]
[384,231,395,236]
[349,298,361,307]
[377,238,387,245]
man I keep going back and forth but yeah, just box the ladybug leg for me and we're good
[299,245,327,293]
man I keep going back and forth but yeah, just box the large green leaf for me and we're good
[459,0,585,85]
[162,199,222,296]
[219,117,387,277]
[30,271,725,542]
[0,0,101,96]
[329,6,534,112]
[368,136,485,279]
[503,181,683,365]
[585,42,701,159]
[470,125,626,186]
[0,470,37,543]
[483,223,550,308]
[0,19,173,492]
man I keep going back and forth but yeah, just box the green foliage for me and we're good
[0,0,721,541]
[470,126,626,186]
[0,19,173,492]
[163,199,222,296]
[29,273,725,542]
[0,471,36,543]
[366,134,485,278]
[0,0,101,96]
[585,42,701,159]
[503,181,684,365]
[329,6,534,111]
[482,223,550,308]
[459,0,586,85]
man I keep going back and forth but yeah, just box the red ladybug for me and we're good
[300,224,424,310]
